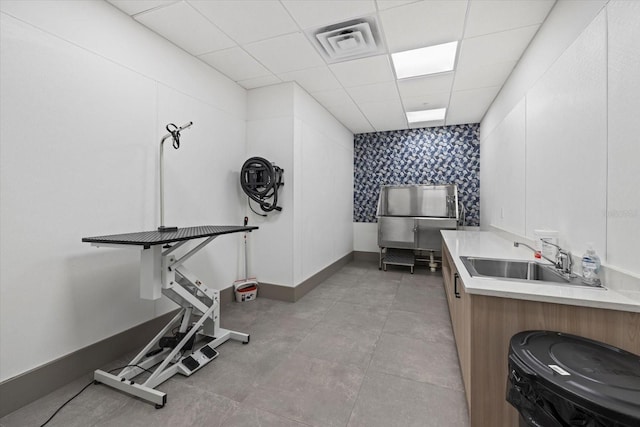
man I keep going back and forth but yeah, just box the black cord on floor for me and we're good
[108,364,153,375]
[39,365,152,427]
[39,381,93,427]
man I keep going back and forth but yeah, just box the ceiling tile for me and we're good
[199,47,270,81]
[376,0,422,11]
[106,0,550,133]
[401,91,450,111]
[277,67,342,93]
[359,99,408,131]
[107,0,178,16]
[447,86,500,125]
[310,88,353,108]
[465,0,555,38]
[244,33,325,74]
[237,74,282,90]
[453,60,517,91]
[329,55,394,87]
[380,0,468,52]
[282,0,376,29]
[457,25,540,69]
[190,0,298,45]
[327,103,374,134]
[135,1,235,55]
[397,73,454,98]
[346,81,400,104]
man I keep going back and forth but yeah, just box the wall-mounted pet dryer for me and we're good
[240,157,284,216]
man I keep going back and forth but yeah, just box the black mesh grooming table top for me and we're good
[82,225,257,247]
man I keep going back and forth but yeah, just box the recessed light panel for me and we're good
[406,108,447,123]
[392,41,458,79]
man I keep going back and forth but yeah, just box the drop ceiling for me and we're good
[107,0,556,134]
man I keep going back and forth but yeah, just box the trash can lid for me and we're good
[509,330,640,423]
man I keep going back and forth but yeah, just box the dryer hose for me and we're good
[240,157,284,213]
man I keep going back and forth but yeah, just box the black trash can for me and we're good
[506,330,640,427]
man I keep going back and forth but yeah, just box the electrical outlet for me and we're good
[500,207,504,219]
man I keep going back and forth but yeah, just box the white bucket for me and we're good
[233,279,258,302]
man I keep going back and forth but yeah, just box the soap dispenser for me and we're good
[581,243,601,286]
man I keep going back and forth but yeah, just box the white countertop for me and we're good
[442,230,640,313]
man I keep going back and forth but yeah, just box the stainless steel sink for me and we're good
[461,257,567,282]
[460,256,606,289]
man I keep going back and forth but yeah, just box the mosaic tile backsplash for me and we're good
[354,124,480,226]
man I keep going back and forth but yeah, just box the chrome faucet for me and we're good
[513,240,574,277]
[513,241,556,264]
[540,239,573,276]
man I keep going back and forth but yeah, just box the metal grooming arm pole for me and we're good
[83,225,256,408]
[159,122,193,232]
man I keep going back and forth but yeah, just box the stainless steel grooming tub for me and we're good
[377,184,459,273]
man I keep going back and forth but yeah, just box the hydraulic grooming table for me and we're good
[82,225,257,408]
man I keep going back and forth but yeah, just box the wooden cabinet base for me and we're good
[442,242,640,427]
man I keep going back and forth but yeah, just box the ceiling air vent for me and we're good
[308,16,385,63]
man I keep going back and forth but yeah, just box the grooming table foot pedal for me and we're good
[93,312,247,408]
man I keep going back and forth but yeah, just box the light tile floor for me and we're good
[1,260,469,427]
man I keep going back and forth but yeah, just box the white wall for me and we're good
[480,99,526,236]
[293,85,354,284]
[246,84,296,285]
[481,0,640,277]
[246,83,353,287]
[353,222,379,253]
[0,1,247,382]
[606,0,640,273]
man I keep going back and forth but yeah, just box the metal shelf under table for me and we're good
[382,248,415,274]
